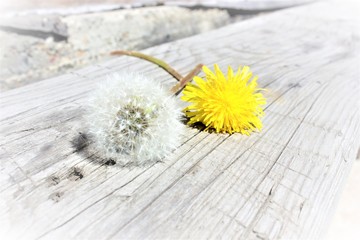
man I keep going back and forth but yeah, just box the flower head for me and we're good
[87,72,184,165]
[181,64,266,135]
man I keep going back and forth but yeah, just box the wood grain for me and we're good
[166,0,314,11]
[1,0,313,14]
[1,1,359,239]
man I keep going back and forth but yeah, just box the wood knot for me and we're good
[68,167,84,181]
[104,159,116,166]
[49,191,64,203]
[46,175,61,186]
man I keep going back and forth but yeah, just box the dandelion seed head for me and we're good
[87,72,184,165]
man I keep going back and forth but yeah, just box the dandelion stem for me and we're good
[171,64,203,95]
[111,50,183,82]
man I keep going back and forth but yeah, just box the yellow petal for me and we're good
[181,64,266,135]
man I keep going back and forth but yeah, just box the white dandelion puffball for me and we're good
[87,72,184,165]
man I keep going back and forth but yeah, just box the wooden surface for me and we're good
[166,0,314,11]
[1,1,359,239]
[1,0,313,13]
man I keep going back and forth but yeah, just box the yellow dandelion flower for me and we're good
[181,64,266,135]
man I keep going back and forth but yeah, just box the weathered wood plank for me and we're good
[0,15,68,39]
[1,1,359,239]
[166,0,314,11]
[1,0,313,15]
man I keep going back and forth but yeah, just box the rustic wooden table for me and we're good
[1,1,359,239]
[0,0,313,12]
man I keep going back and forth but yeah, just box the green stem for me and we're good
[111,50,183,82]
[170,64,203,95]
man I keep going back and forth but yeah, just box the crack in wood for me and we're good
[1,2,359,238]
[33,133,208,237]
[108,136,230,238]
[103,72,324,237]
[37,163,156,239]
[240,84,328,238]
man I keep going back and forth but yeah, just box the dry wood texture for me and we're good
[166,0,314,11]
[1,0,312,13]
[1,1,359,239]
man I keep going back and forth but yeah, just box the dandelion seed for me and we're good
[181,64,266,135]
[87,72,184,165]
